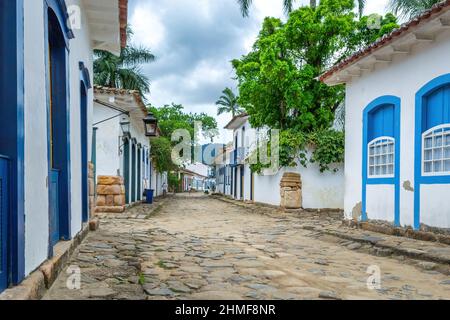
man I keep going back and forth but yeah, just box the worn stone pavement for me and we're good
[44,194,450,300]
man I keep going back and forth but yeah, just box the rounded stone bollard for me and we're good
[280,172,302,209]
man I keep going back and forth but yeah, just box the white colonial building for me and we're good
[216,114,344,209]
[0,0,128,294]
[321,1,450,230]
[93,87,167,210]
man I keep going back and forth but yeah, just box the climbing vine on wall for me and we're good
[249,128,344,174]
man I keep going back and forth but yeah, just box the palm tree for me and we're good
[94,28,155,97]
[238,0,366,17]
[216,88,243,117]
[387,0,441,20]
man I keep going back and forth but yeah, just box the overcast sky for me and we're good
[129,0,389,143]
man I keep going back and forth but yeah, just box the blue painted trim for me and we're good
[414,73,450,230]
[45,0,74,48]
[362,96,401,226]
[79,61,90,224]
[79,62,92,89]
[45,0,72,245]
[0,0,25,287]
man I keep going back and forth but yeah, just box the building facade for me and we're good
[0,0,127,293]
[218,114,344,209]
[93,87,167,210]
[321,1,450,229]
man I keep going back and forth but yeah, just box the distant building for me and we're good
[93,87,167,213]
[215,114,344,209]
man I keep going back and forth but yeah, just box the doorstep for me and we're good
[0,223,90,300]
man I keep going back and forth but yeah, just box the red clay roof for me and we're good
[119,0,128,48]
[320,0,450,83]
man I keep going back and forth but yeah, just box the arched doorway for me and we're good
[47,7,71,251]
[80,82,88,223]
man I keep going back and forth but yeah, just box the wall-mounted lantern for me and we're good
[143,113,158,137]
[120,118,131,138]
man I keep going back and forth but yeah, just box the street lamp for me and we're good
[120,118,131,138]
[143,113,158,137]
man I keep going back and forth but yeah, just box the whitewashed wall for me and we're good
[345,29,450,228]
[23,0,94,274]
[24,0,49,274]
[253,162,344,209]
[93,103,121,177]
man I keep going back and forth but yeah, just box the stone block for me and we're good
[89,218,100,231]
[106,195,115,206]
[96,195,106,207]
[98,176,123,186]
[96,206,125,213]
[88,179,95,196]
[97,185,122,195]
[114,195,126,206]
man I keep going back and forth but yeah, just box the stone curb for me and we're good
[211,195,450,268]
[343,220,450,245]
[0,224,91,300]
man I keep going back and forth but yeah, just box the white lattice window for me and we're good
[422,125,450,176]
[368,137,395,178]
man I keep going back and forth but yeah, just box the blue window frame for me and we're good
[362,96,401,226]
[414,74,450,229]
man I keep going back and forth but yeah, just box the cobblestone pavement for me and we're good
[44,194,450,300]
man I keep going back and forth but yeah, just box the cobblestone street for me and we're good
[44,194,450,300]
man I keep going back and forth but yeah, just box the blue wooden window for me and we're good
[362,96,401,226]
[421,85,450,176]
[367,104,395,178]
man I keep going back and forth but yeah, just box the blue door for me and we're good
[49,170,60,248]
[0,157,9,292]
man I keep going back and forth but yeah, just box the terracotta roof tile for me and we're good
[320,0,450,82]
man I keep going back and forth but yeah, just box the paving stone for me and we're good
[144,288,175,296]
[167,281,192,294]
[43,195,450,301]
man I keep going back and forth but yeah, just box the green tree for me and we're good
[388,0,441,20]
[216,88,244,117]
[234,0,396,171]
[94,28,155,97]
[237,0,367,17]
[148,103,218,142]
[149,137,176,173]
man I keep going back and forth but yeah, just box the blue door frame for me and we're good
[137,147,142,201]
[0,0,25,287]
[80,62,91,224]
[49,170,60,247]
[362,96,401,226]
[123,139,130,204]
[0,157,9,292]
[131,143,137,203]
[414,74,450,230]
[46,3,72,255]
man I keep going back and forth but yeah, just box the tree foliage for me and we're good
[237,0,367,17]
[94,27,155,97]
[149,137,177,173]
[148,103,218,142]
[234,0,398,172]
[216,88,244,117]
[388,0,441,20]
